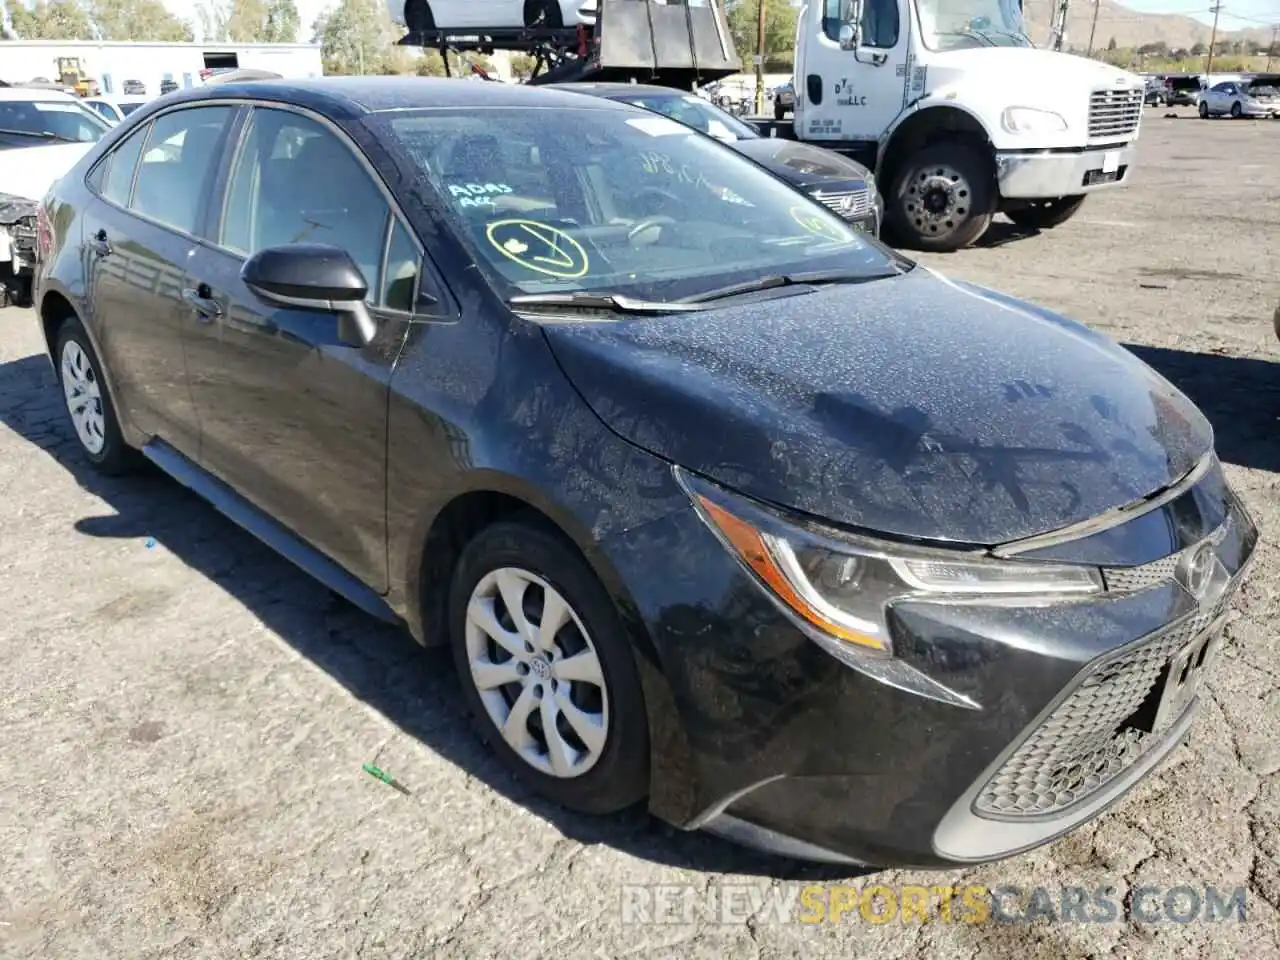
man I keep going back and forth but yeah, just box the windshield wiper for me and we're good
[0,127,79,143]
[507,291,708,314]
[681,268,895,304]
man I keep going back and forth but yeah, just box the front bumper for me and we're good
[607,458,1256,868]
[1239,103,1279,118]
[996,144,1137,199]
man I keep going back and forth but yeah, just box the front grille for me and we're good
[974,588,1234,819]
[811,187,873,220]
[1088,88,1143,140]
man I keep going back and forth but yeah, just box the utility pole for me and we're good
[1266,23,1278,72]
[1086,0,1100,56]
[754,0,766,116]
[1205,3,1223,76]
[1049,0,1070,51]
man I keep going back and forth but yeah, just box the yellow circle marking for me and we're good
[485,219,590,279]
[790,206,853,244]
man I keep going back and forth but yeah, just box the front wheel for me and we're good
[1005,195,1086,230]
[1230,101,1242,118]
[448,519,650,815]
[886,142,995,252]
[1199,100,1209,118]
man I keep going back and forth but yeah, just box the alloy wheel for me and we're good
[60,339,106,455]
[464,567,609,778]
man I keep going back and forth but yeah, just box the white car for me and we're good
[1198,78,1280,119]
[393,0,598,31]
[81,94,150,124]
[0,87,110,201]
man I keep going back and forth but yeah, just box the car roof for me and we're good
[551,82,689,98]
[155,76,636,116]
[86,94,149,103]
[0,87,80,102]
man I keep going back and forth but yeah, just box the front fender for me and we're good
[876,99,997,170]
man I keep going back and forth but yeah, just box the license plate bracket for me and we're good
[1102,150,1120,174]
[1147,624,1224,734]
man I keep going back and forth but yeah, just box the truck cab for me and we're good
[787,0,1145,249]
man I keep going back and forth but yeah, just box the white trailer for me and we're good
[0,41,323,98]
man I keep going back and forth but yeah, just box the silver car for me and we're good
[1199,78,1280,119]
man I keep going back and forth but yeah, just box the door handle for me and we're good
[182,284,223,322]
[87,228,111,257]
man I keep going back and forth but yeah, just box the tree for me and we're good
[201,0,298,42]
[4,0,95,39]
[1189,41,1206,57]
[88,0,193,41]
[725,0,797,68]
[509,52,538,80]
[313,0,400,75]
[1106,36,1117,51]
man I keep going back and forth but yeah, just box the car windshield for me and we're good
[0,98,110,143]
[915,0,1032,50]
[378,106,903,303]
[609,92,761,141]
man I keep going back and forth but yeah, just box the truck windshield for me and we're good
[379,106,903,304]
[915,0,1032,50]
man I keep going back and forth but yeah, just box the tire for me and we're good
[1230,101,1242,118]
[404,0,434,31]
[1199,100,1209,118]
[524,0,563,27]
[1005,195,1086,230]
[886,141,995,252]
[448,519,649,815]
[774,99,786,120]
[53,315,138,475]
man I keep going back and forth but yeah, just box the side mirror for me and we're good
[241,243,376,345]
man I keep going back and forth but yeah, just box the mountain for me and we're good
[1021,0,1276,53]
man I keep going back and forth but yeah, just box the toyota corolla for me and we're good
[34,78,1256,868]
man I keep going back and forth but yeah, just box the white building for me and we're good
[0,40,323,95]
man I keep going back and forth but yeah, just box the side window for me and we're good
[131,106,234,234]
[861,0,899,48]
[101,124,149,207]
[381,218,420,312]
[220,107,391,302]
[822,0,844,41]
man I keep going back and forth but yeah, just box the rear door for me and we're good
[80,104,239,458]
[182,105,433,592]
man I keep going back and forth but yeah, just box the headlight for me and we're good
[679,469,1101,659]
[1001,106,1069,134]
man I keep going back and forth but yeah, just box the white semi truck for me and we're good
[401,0,1145,251]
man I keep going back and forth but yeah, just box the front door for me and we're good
[82,104,237,457]
[182,105,424,592]
[796,0,909,144]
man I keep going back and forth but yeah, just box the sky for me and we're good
[157,0,1278,42]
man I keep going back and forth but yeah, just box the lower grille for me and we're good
[974,590,1234,818]
[811,187,872,220]
[1088,88,1142,140]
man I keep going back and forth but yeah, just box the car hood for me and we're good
[540,268,1212,546]
[0,141,94,202]
[729,137,872,188]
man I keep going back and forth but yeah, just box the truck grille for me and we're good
[810,187,872,220]
[974,588,1234,818]
[1088,88,1143,140]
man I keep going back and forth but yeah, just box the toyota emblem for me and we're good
[1176,542,1217,602]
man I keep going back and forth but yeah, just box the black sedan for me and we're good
[554,82,883,237]
[35,78,1256,868]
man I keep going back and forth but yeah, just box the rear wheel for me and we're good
[1230,101,1242,118]
[1198,99,1209,118]
[524,0,564,27]
[448,519,649,814]
[886,142,995,252]
[54,316,138,475]
[404,0,434,31]
[1005,195,1086,230]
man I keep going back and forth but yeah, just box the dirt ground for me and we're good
[1,107,1278,959]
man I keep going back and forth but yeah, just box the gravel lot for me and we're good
[1,108,1278,960]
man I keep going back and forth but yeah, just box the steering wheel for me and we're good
[627,215,676,246]
[634,186,684,216]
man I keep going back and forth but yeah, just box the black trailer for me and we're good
[398,0,740,90]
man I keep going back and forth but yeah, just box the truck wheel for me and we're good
[1005,195,1086,230]
[887,142,995,252]
[404,0,434,31]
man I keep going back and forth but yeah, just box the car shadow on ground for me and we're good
[1122,343,1280,474]
[0,353,870,882]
